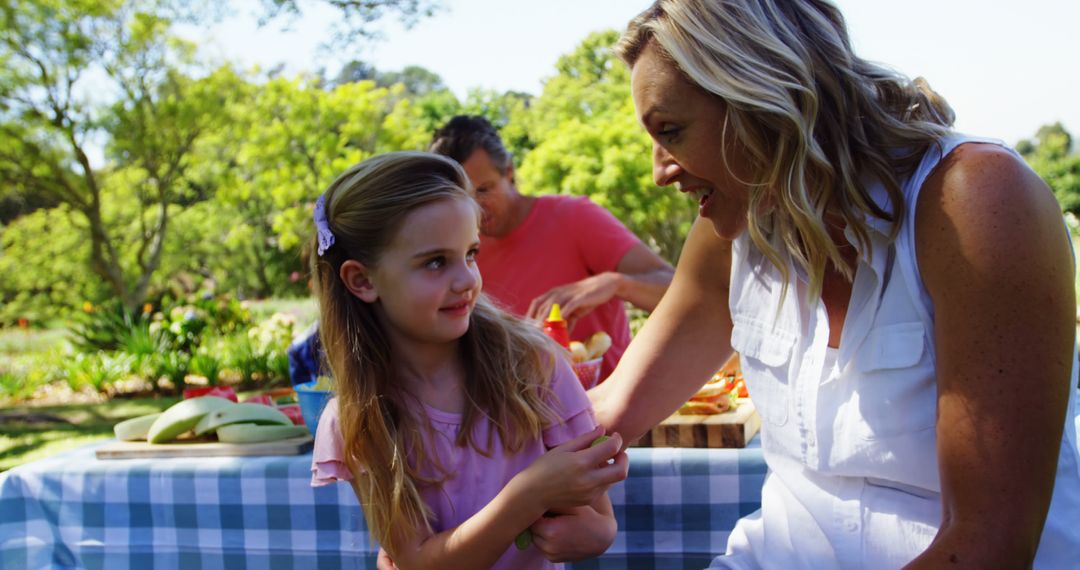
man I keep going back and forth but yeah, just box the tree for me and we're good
[331,60,446,96]
[257,0,442,47]
[0,1,236,312]
[1019,123,1080,215]
[0,204,106,325]
[194,74,436,297]
[512,31,696,262]
[375,65,445,96]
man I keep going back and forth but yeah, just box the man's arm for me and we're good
[613,242,676,311]
[526,242,674,323]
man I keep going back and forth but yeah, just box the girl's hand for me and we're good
[375,548,398,570]
[513,426,628,512]
[530,502,617,562]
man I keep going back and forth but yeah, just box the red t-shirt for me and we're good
[478,195,639,378]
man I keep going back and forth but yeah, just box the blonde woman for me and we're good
[577,0,1080,567]
[308,151,626,569]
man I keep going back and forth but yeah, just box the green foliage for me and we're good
[0,351,64,401]
[0,205,107,324]
[0,369,27,401]
[247,312,296,382]
[1,20,699,324]
[0,330,69,400]
[513,31,694,262]
[68,298,149,353]
[194,75,425,296]
[221,332,262,384]
[258,0,441,47]
[1019,123,1080,215]
[63,351,132,393]
[152,305,207,353]
[0,0,238,311]
[148,350,190,386]
[189,348,223,385]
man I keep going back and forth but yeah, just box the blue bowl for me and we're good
[295,380,333,438]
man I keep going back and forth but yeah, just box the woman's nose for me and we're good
[652,142,682,187]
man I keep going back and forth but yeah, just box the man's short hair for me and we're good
[429,116,513,175]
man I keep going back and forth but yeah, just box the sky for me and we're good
[187,0,1080,147]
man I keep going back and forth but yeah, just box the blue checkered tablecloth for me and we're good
[0,439,765,569]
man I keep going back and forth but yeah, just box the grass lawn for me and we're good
[0,326,68,356]
[0,395,182,473]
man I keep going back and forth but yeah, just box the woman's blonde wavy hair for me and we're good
[312,151,560,555]
[617,0,955,299]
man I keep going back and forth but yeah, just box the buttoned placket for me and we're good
[797,229,886,567]
[783,271,823,466]
[829,228,890,568]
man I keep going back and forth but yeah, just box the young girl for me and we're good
[308,151,626,569]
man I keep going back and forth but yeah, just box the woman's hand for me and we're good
[512,426,628,513]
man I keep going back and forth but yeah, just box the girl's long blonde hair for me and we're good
[617,0,955,299]
[312,151,559,554]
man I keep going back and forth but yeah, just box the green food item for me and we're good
[147,396,235,444]
[515,529,533,550]
[515,434,613,550]
[193,402,292,436]
[216,423,309,443]
[114,412,162,441]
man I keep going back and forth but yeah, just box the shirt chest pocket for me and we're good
[850,322,937,439]
[730,316,795,426]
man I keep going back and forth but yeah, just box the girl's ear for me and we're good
[339,260,378,303]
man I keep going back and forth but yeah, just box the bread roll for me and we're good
[586,332,612,360]
[569,341,589,363]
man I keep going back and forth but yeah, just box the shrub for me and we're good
[222,332,263,384]
[150,305,208,354]
[0,369,28,401]
[64,351,132,393]
[68,299,148,352]
[148,351,191,388]
[189,348,223,385]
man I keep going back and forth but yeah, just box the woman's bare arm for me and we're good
[590,218,737,443]
[906,144,1075,568]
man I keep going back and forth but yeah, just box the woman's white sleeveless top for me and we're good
[711,134,1080,569]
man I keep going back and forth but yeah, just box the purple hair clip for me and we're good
[314,194,335,256]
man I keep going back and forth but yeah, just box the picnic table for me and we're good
[0,438,765,569]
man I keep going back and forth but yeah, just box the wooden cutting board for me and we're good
[631,401,760,448]
[95,435,314,459]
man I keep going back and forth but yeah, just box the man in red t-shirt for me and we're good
[430,116,674,378]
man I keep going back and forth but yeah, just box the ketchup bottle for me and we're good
[543,304,571,350]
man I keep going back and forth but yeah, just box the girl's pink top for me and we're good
[311,357,598,570]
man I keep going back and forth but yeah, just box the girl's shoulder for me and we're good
[543,354,594,416]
